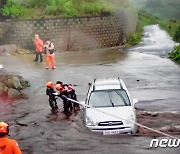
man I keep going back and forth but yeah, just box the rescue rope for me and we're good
[63,95,179,139]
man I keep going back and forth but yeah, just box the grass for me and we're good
[126,10,159,46]
[0,0,112,19]
[168,45,180,64]
[159,20,180,64]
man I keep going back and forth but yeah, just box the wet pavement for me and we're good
[0,24,180,154]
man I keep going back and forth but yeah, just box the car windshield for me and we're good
[88,89,131,108]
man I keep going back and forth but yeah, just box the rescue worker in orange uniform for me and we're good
[56,81,79,111]
[56,84,73,113]
[44,40,56,69]
[68,84,80,111]
[34,34,44,62]
[0,122,22,154]
[46,82,58,110]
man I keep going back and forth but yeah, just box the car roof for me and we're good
[93,78,125,91]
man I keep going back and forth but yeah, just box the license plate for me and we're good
[103,130,120,135]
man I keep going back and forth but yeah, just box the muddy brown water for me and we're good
[0,25,180,154]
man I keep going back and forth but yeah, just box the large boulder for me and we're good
[6,76,23,90]
[7,88,21,99]
[0,82,8,97]
[0,44,17,56]
[0,71,29,100]
[0,82,4,96]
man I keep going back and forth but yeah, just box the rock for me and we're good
[17,48,31,55]
[0,82,4,95]
[1,73,29,99]
[0,82,8,96]
[18,51,23,55]
[8,88,20,98]
[6,76,23,90]
[0,44,17,55]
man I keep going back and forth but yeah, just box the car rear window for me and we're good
[88,89,131,107]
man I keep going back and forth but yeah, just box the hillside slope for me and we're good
[129,0,180,20]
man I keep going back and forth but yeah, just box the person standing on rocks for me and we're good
[34,34,44,62]
[0,122,22,154]
[44,40,56,69]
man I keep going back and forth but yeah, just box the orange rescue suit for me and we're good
[0,137,22,154]
[34,39,43,52]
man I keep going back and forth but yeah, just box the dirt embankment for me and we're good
[0,44,31,101]
[136,110,180,137]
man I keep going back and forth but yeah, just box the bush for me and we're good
[27,0,51,8]
[0,0,111,18]
[61,0,79,16]
[159,20,180,40]
[127,9,158,46]
[128,32,142,45]
[1,0,27,18]
[174,26,180,42]
[168,44,180,63]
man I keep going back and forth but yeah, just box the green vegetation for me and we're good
[0,0,27,18]
[0,0,112,18]
[127,10,158,46]
[159,20,180,40]
[0,0,133,19]
[127,8,180,64]
[128,0,180,64]
[159,20,180,64]
[129,0,180,21]
[20,80,30,87]
[168,45,180,64]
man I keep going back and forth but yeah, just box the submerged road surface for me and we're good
[0,25,180,154]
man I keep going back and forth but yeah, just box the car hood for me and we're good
[86,106,135,122]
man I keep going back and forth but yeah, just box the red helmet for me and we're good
[0,122,9,134]
[56,84,62,91]
[46,82,53,88]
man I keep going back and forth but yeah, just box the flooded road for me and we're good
[0,25,180,154]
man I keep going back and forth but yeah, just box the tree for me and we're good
[0,0,7,18]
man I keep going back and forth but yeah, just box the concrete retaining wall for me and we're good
[0,11,136,51]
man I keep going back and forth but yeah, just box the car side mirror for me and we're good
[132,99,138,106]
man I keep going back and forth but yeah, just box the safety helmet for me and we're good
[56,84,62,91]
[46,82,53,88]
[0,122,9,134]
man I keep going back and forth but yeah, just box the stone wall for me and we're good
[0,12,134,51]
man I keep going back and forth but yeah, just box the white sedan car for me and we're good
[84,78,138,135]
